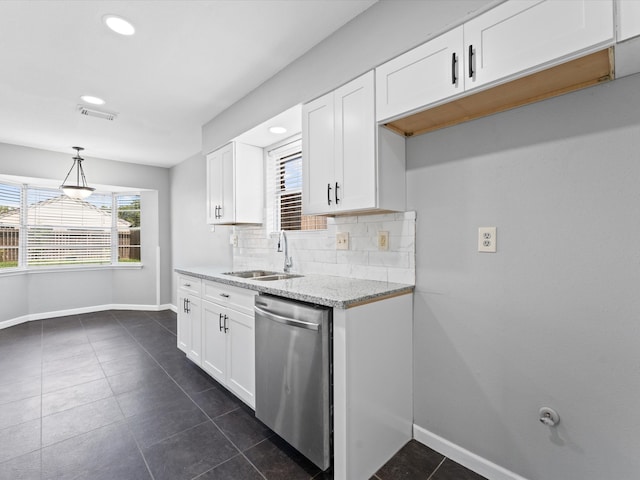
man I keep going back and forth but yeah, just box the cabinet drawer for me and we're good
[177,275,201,296]
[203,280,256,315]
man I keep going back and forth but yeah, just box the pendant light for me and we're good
[60,146,95,199]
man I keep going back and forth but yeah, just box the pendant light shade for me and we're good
[60,146,95,199]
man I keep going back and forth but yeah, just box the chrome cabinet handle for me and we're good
[219,293,230,298]
[327,183,332,205]
[335,182,340,204]
[223,314,229,333]
[219,313,223,332]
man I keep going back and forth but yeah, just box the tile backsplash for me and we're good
[232,211,415,285]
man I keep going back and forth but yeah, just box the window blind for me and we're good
[25,187,112,266]
[277,151,303,231]
[268,138,326,232]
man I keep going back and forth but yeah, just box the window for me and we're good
[0,182,21,268]
[0,181,141,270]
[268,138,326,232]
[117,194,141,263]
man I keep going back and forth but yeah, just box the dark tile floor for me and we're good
[0,310,486,480]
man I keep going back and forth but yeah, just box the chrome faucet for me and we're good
[277,230,293,273]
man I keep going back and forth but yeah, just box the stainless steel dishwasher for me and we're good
[254,293,332,471]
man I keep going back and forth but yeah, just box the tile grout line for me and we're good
[425,457,447,480]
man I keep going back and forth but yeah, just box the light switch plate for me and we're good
[378,231,389,251]
[478,227,497,253]
[336,232,349,250]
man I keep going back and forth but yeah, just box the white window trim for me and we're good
[265,134,326,235]
[0,181,143,275]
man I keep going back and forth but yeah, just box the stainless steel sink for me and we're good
[223,270,279,278]
[222,270,303,281]
[253,274,303,281]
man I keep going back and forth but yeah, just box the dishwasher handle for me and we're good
[254,306,320,331]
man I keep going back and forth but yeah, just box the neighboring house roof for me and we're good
[0,195,131,229]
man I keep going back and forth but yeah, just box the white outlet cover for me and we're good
[478,227,497,253]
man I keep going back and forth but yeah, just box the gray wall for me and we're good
[182,1,639,478]
[169,152,233,305]
[202,0,496,153]
[0,142,172,322]
[408,73,640,480]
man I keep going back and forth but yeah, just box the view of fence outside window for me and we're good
[0,181,141,269]
[117,194,141,263]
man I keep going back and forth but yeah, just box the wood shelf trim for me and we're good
[383,48,614,137]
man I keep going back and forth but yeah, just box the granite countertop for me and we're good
[175,266,414,309]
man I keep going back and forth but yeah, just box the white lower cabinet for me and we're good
[177,275,202,365]
[202,299,255,408]
[177,275,256,408]
[333,293,413,480]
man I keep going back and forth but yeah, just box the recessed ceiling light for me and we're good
[103,15,135,36]
[80,95,105,105]
[269,126,287,134]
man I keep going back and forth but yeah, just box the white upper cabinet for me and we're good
[618,0,640,41]
[303,71,405,215]
[206,141,263,225]
[465,0,614,90]
[376,26,464,122]
[376,0,614,124]
[333,73,376,212]
[302,93,335,215]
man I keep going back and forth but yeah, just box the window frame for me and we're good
[266,135,326,234]
[0,180,142,274]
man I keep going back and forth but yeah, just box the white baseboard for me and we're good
[0,304,175,330]
[413,424,529,480]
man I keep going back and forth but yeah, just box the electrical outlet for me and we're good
[229,234,238,247]
[378,231,389,251]
[478,227,497,253]
[336,232,349,250]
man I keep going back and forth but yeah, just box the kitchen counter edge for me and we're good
[175,267,414,309]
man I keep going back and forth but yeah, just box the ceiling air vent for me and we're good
[77,105,117,121]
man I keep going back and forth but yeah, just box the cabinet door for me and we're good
[177,292,190,354]
[201,300,227,384]
[206,143,234,224]
[302,92,335,215]
[177,293,202,365]
[186,295,202,365]
[218,145,235,223]
[334,71,376,213]
[464,0,614,90]
[226,311,255,408]
[618,0,640,41]
[376,26,464,122]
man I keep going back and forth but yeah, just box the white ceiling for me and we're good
[0,0,376,168]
